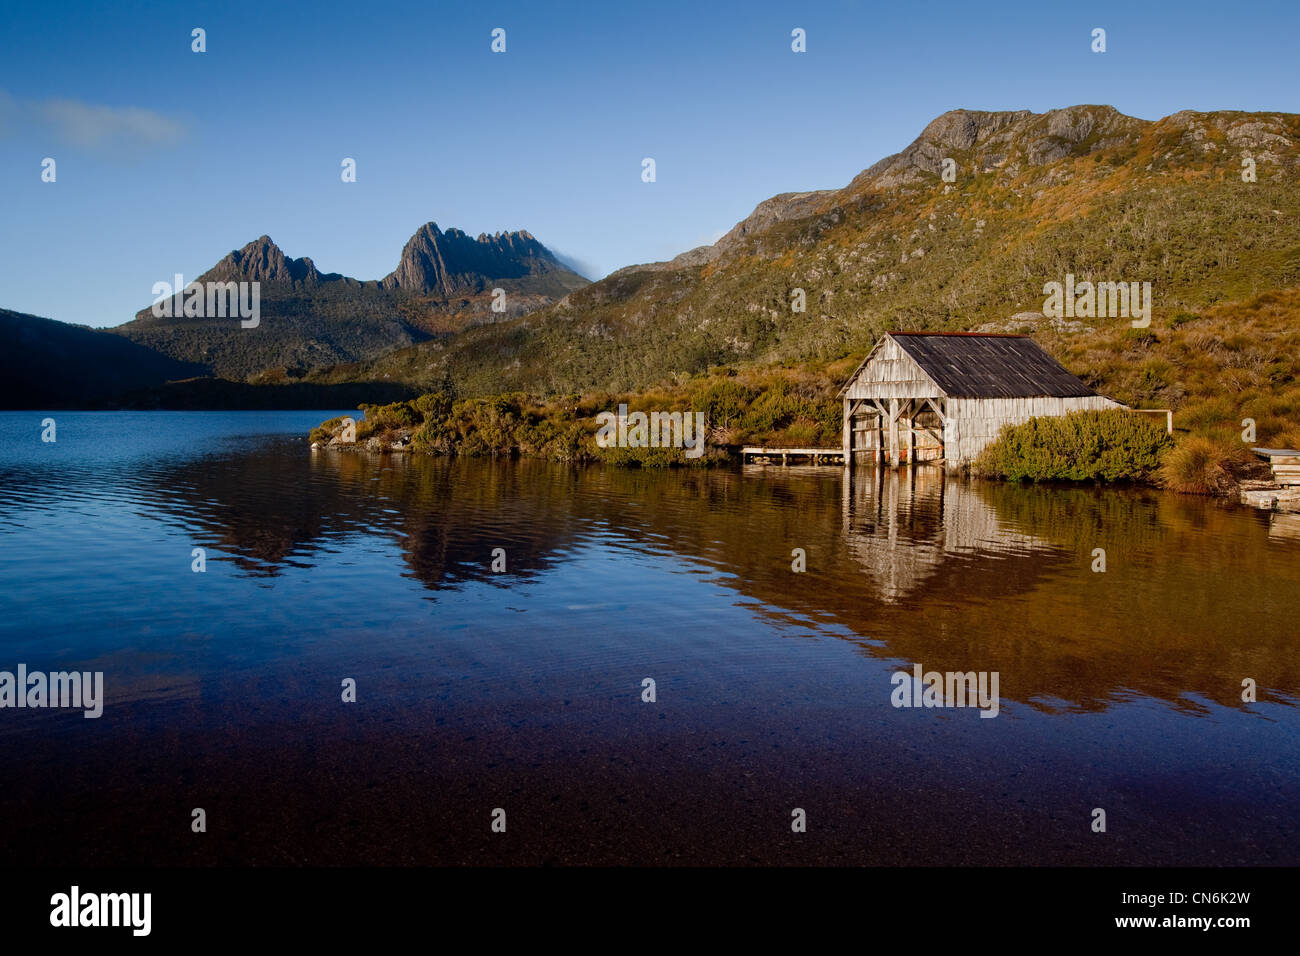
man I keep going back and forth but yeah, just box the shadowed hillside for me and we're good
[0,308,205,408]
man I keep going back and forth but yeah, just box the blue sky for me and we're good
[1,0,1296,328]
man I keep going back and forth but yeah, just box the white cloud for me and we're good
[39,97,185,148]
[0,89,185,151]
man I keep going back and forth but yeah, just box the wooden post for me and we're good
[888,398,900,467]
[923,397,948,463]
[905,399,915,466]
[842,398,852,469]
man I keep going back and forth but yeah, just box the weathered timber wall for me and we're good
[944,395,1120,464]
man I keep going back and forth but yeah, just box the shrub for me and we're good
[699,380,757,430]
[740,381,797,431]
[783,421,821,445]
[359,401,419,429]
[414,391,452,421]
[595,445,694,468]
[308,416,345,444]
[975,409,1172,483]
[1158,435,1240,495]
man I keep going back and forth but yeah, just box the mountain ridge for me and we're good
[328,104,1300,401]
[111,222,589,381]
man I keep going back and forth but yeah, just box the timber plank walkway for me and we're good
[742,446,846,466]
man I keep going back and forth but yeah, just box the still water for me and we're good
[1,411,1297,864]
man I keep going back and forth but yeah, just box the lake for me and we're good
[1,410,1298,865]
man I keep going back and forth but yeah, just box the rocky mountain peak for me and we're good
[199,236,323,285]
[915,109,1033,151]
[850,105,1147,190]
[381,222,564,296]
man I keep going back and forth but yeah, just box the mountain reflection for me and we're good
[138,445,1300,713]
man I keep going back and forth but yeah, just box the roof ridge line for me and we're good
[888,330,1030,338]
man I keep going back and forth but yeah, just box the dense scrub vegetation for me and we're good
[1043,288,1300,492]
[975,410,1172,483]
[974,287,1300,491]
[311,366,843,467]
[313,285,1300,493]
[319,291,1300,492]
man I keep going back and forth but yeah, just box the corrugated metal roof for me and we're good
[886,332,1098,399]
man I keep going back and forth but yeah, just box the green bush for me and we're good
[975,409,1172,483]
[739,383,792,431]
[699,380,757,430]
[314,371,839,467]
[414,391,452,421]
[308,416,345,444]
[359,401,419,429]
[595,445,695,468]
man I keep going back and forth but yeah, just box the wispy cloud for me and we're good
[550,247,602,281]
[0,89,17,136]
[0,89,185,152]
[39,97,184,148]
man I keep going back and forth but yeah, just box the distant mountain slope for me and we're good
[113,224,588,381]
[0,308,205,408]
[327,106,1300,398]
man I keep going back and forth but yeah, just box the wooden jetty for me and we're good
[742,446,846,466]
[1253,448,1300,487]
[1241,449,1300,512]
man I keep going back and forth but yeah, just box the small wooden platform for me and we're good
[1133,408,1174,434]
[1252,448,1300,487]
[742,446,846,466]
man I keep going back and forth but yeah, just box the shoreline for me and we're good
[309,426,1300,512]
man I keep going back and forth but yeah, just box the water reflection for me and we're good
[3,411,1298,716]
[7,413,1300,867]
[840,465,1055,603]
[1272,512,1300,541]
[122,444,1300,714]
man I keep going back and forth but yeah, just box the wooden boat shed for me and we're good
[839,332,1121,468]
